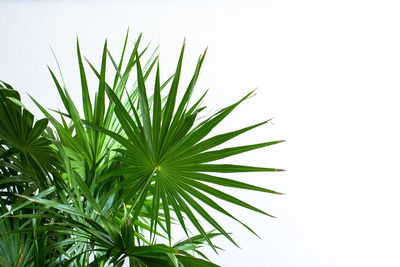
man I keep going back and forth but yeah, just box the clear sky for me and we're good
[1,1,400,266]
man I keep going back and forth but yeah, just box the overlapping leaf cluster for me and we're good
[0,33,283,266]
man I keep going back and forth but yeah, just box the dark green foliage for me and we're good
[0,33,283,266]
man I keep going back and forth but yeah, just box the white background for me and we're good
[1,1,400,266]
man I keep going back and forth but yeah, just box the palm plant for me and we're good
[0,32,284,266]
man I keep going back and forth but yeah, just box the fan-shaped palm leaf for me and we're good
[84,37,284,250]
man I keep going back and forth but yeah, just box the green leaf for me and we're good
[77,38,93,121]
